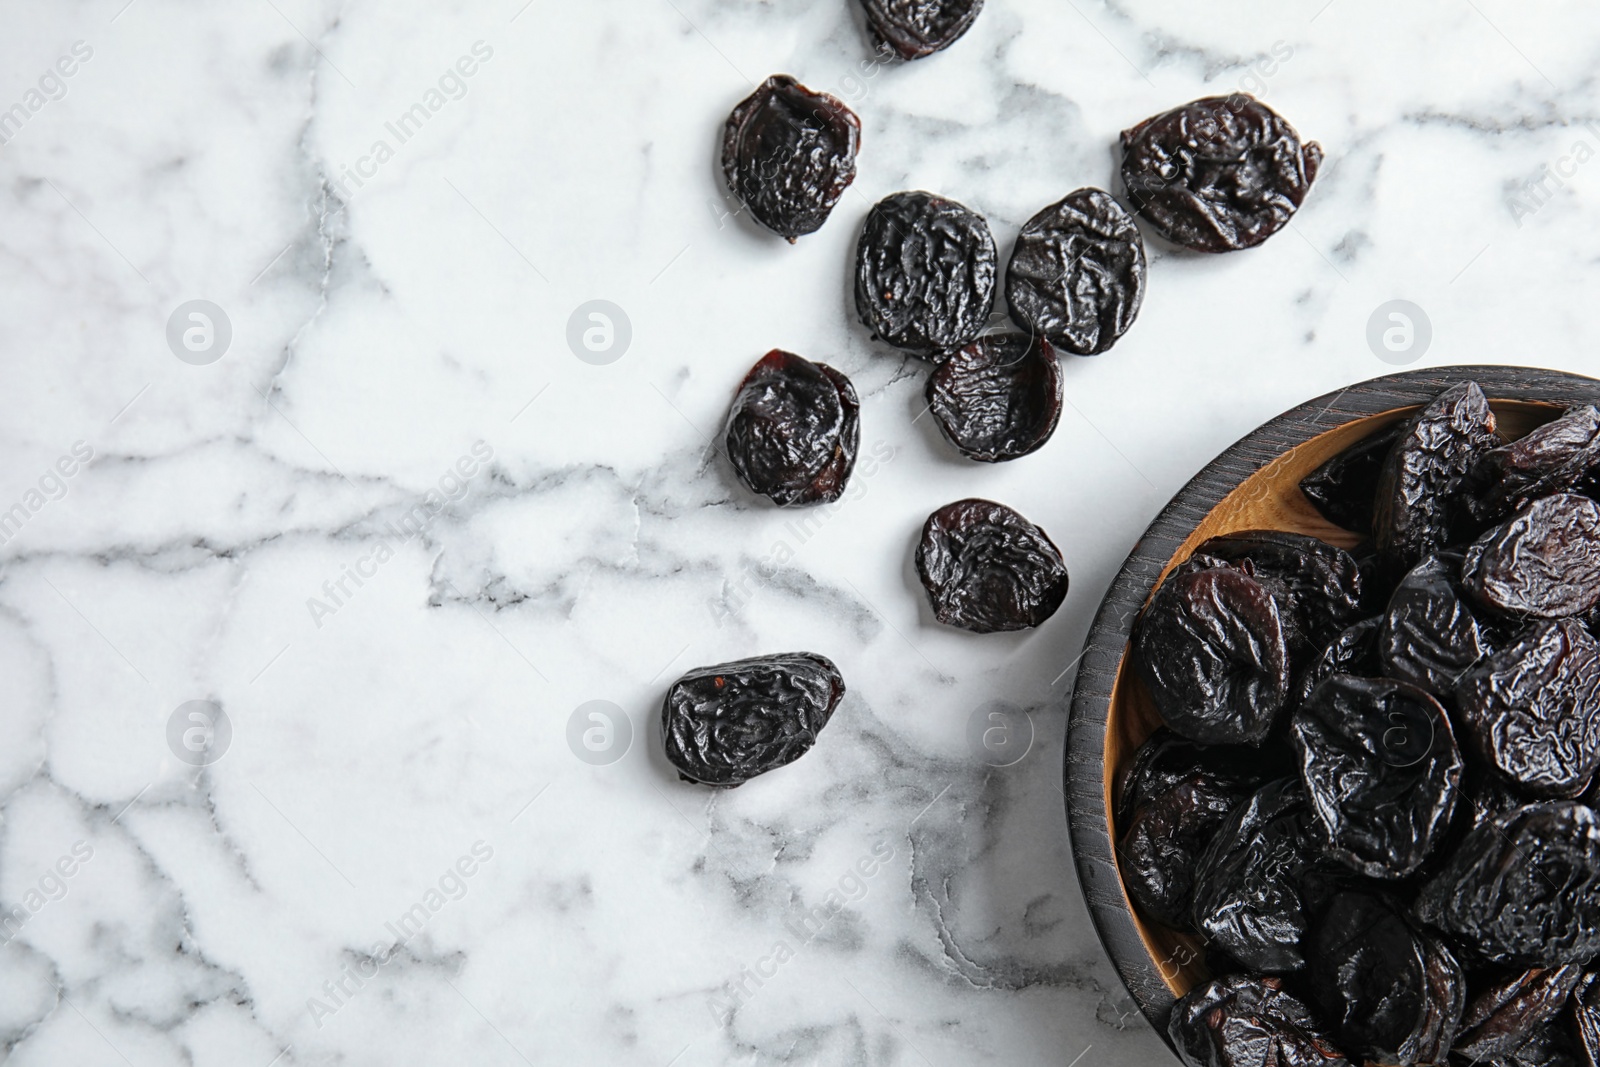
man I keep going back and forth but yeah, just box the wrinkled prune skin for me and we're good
[725,350,859,507]
[1292,674,1462,879]
[858,0,983,60]
[854,190,996,358]
[1463,494,1600,619]
[925,332,1061,462]
[721,75,860,241]
[1454,965,1587,1063]
[1192,779,1330,972]
[1575,972,1600,1065]
[1378,551,1487,697]
[1300,425,1401,534]
[1292,616,1382,710]
[1115,726,1282,829]
[662,653,845,786]
[1417,802,1600,967]
[1470,405,1600,524]
[1455,618,1600,798]
[1374,380,1501,575]
[1120,95,1322,253]
[1169,974,1352,1067]
[1004,188,1146,354]
[1191,531,1363,649]
[1306,892,1465,1066]
[1133,567,1291,745]
[915,499,1068,633]
[1119,774,1244,929]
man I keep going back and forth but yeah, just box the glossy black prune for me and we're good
[1004,188,1146,354]
[1292,674,1462,879]
[661,653,845,786]
[1454,965,1587,1064]
[1168,974,1351,1067]
[1120,95,1323,253]
[1378,551,1487,697]
[724,350,859,507]
[1190,530,1363,649]
[1299,425,1400,534]
[721,75,860,241]
[1455,618,1600,798]
[915,499,1068,633]
[1417,802,1600,966]
[1305,892,1465,1065]
[1118,774,1244,929]
[1374,380,1501,575]
[857,0,983,60]
[1469,406,1600,524]
[1115,727,1282,829]
[1133,567,1291,745]
[854,190,996,358]
[1463,494,1600,619]
[925,332,1061,462]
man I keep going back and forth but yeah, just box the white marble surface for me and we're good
[2,1,1599,1063]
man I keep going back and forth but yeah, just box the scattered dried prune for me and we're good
[721,75,860,242]
[1292,616,1382,710]
[1378,551,1487,697]
[1115,727,1282,829]
[915,499,1068,633]
[661,653,845,786]
[1455,965,1587,1063]
[1133,567,1290,745]
[1120,95,1323,253]
[1469,406,1600,524]
[1455,618,1600,798]
[857,0,983,60]
[1463,494,1600,619]
[1417,801,1600,967]
[1299,424,1401,534]
[854,190,996,358]
[1374,380,1501,575]
[724,350,859,506]
[925,332,1061,462]
[1190,531,1363,648]
[1168,974,1351,1067]
[1004,188,1146,354]
[1292,674,1462,879]
[1305,891,1465,1065]
[1119,774,1244,929]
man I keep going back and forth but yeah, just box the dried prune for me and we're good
[857,0,983,60]
[1378,551,1487,697]
[1470,406,1600,524]
[1120,95,1322,253]
[925,332,1061,462]
[1190,531,1363,649]
[1374,381,1501,575]
[721,75,860,242]
[1292,674,1462,879]
[1305,891,1465,1065]
[1507,1024,1589,1067]
[1118,774,1243,928]
[1115,727,1282,829]
[1463,494,1600,619]
[915,499,1068,633]
[661,653,845,786]
[1132,567,1290,746]
[1455,618,1600,798]
[1455,965,1587,1063]
[1004,188,1146,354]
[1299,424,1401,534]
[1575,972,1600,1064]
[854,190,996,358]
[1191,779,1328,972]
[1417,802,1600,966]
[1168,974,1351,1067]
[724,350,859,507]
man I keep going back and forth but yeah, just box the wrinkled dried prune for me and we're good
[1417,802,1600,966]
[1292,674,1462,879]
[1455,965,1587,1063]
[1115,727,1282,829]
[1004,188,1146,354]
[1469,406,1600,524]
[1507,1024,1589,1067]
[1120,95,1322,253]
[854,190,996,358]
[857,0,983,60]
[1575,972,1600,1064]
[661,653,845,786]
[721,75,860,242]
[925,332,1061,462]
[1293,616,1383,711]
[1169,974,1351,1067]
[1190,530,1363,649]
[1374,380,1501,575]
[915,499,1068,633]
[1378,551,1487,697]
[1119,774,1244,929]
[1463,494,1600,619]
[1455,618,1600,798]
[1133,567,1290,745]
[1306,891,1465,1065]
[1299,424,1400,534]
[725,350,860,507]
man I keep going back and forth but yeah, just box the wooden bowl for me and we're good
[1063,365,1600,1054]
